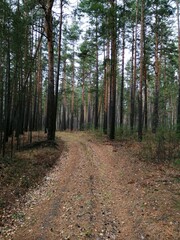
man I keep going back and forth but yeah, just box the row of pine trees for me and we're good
[0,0,180,155]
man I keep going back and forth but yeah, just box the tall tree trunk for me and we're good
[32,87,37,130]
[55,0,63,132]
[94,19,99,129]
[130,0,138,131]
[120,1,125,127]
[138,0,144,141]
[143,16,148,131]
[71,43,75,131]
[41,0,55,140]
[103,37,110,134]
[109,0,117,139]
[130,26,135,131]
[88,89,91,129]
[80,65,85,130]
[176,0,180,133]
[144,63,148,131]
[152,8,160,133]
[3,36,11,152]
[37,47,43,131]
[62,59,67,131]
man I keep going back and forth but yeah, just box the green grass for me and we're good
[173,159,180,168]
[174,199,180,211]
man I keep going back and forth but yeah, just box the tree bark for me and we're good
[152,7,160,134]
[55,0,63,132]
[41,0,55,140]
[120,1,125,128]
[94,19,99,129]
[109,0,117,140]
[71,44,75,131]
[176,0,180,133]
[62,58,67,131]
[130,0,138,131]
[80,65,85,130]
[138,0,144,141]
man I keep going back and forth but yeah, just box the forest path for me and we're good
[9,132,179,239]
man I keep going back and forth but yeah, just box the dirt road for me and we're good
[6,132,180,239]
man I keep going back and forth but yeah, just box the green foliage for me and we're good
[116,127,137,141]
[12,211,25,221]
[79,0,107,17]
[142,129,180,163]
[173,158,180,167]
[67,22,81,42]
[174,199,180,210]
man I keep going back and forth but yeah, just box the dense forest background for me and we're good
[0,0,180,159]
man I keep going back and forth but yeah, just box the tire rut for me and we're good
[7,132,151,239]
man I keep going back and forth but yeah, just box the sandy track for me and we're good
[5,132,180,240]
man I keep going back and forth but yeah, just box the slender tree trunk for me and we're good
[103,45,107,134]
[130,0,138,131]
[62,59,67,131]
[55,0,63,132]
[130,26,135,132]
[143,17,148,131]
[162,56,167,126]
[94,18,99,129]
[32,87,37,130]
[144,63,148,131]
[71,44,75,131]
[152,8,160,133]
[176,0,180,133]
[120,1,125,127]
[87,89,91,129]
[37,47,43,130]
[138,0,144,141]
[109,0,117,139]
[80,65,85,130]
[29,74,33,143]
[103,40,110,134]
[3,36,11,152]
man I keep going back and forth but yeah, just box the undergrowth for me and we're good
[114,127,180,164]
[141,129,180,164]
[0,136,64,224]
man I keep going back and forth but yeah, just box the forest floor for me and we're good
[0,131,180,240]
